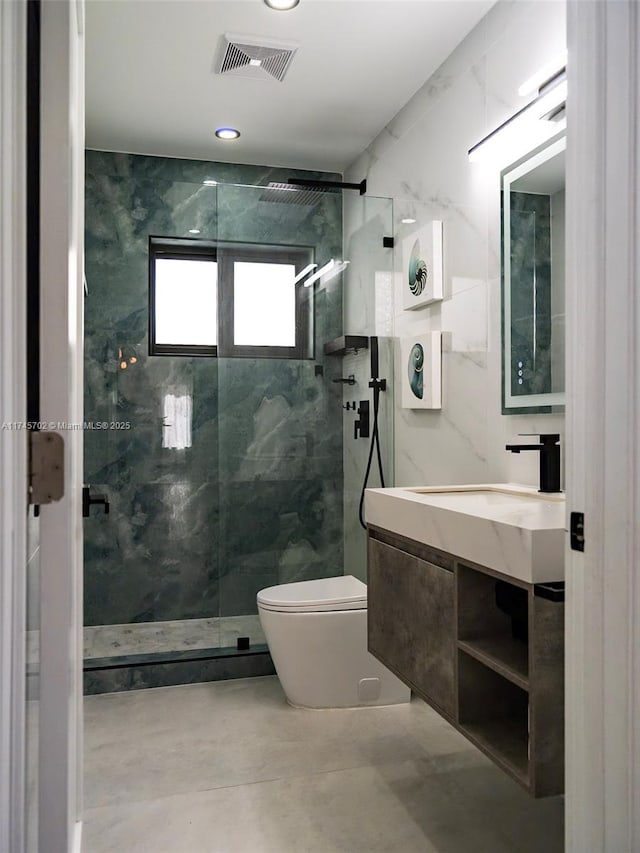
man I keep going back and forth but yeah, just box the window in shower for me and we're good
[149,238,313,358]
[150,240,218,356]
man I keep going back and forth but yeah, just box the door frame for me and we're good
[565,1,640,849]
[0,1,85,851]
[0,0,28,850]
[38,0,85,850]
[4,1,640,851]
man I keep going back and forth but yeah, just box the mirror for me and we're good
[502,134,566,413]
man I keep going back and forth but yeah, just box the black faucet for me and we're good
[505,433,562,493]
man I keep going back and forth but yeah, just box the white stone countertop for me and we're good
[365,483,566,584]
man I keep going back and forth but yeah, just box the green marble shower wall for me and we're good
[83,151,344,628]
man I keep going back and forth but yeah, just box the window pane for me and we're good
[234,262,296,347]
[155,257,217,346]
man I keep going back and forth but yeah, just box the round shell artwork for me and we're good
[408,343,424,399]
[408,239,429,297]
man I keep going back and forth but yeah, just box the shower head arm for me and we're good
[286,178,367,195]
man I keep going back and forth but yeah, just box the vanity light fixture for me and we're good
[469,65,567,165]
[203,179,217,186]
[264,0,300,9]
[401,218,417,225]
[215,127,241,140]
[518,50,567,98]
[188,229,201,235]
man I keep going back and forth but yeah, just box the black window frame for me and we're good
[149,237,219,357]
[149,237,314,359]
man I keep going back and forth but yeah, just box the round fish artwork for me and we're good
[408,343,424,399]
[408,239,429,297]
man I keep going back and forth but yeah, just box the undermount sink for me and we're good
[407,484,565,502]
[365,483,566,583]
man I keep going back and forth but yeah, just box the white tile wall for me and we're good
[344,0,567,497]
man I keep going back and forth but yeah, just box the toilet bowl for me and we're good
[257,575,410,709]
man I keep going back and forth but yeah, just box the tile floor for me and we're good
[83,676,564,853]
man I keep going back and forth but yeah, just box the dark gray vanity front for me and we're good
[367,525,564,798]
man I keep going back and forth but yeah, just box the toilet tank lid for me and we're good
[257,575,367,612]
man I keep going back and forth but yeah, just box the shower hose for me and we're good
[358,337,386,530]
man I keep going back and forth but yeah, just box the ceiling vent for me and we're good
[215,34,298,83]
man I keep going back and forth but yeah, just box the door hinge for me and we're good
[28,431,65,505]
[570,511,585,552]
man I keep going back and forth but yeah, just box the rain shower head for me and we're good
[258,176,367,207]
[258,182,334,207]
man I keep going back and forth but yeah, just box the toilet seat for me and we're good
[257,575,367,613]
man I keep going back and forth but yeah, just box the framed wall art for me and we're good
[400,332,442,409]
[402,220,443,310]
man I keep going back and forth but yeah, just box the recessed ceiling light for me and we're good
[215,127,241,140]
[401,218,417,225]
[189,229,201,234]
[264,0,300,9]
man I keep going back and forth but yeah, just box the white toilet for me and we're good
[257,575,410,709]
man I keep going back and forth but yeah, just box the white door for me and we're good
[565,0,640,850]
[37,1,85,850]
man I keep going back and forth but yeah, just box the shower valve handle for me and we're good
[354,400,370,440]
[82,485,110,517]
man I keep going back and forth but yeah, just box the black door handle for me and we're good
[82,485,110,517]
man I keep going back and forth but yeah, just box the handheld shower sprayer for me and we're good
[358,336,386,529]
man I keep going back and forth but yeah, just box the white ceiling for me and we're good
[85,0,495,173]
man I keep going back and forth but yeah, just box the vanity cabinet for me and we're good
[367,525,564,798]
[368,535,455,719]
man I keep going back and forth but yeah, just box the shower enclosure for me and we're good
[82,152,394,692]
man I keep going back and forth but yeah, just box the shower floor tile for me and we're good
[28,615,265,666]
[83,615,266,659]
[82,676,564,853]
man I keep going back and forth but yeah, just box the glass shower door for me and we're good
[83,174,223,678]
[342,194,395,581]
[215,181,345,649]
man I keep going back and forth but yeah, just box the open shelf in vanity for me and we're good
[458,648,530,784]
[367,525,564,798]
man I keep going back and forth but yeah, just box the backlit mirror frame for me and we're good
[502,132,566,413]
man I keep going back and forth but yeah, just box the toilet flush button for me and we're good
[358,678,382,702]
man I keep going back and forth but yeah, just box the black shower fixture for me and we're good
[358,336,386,529]
[354,400,370,440]
[286,177,367,195]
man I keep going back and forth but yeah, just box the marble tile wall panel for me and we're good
[344,1,566,496]
[85,151,343,628]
